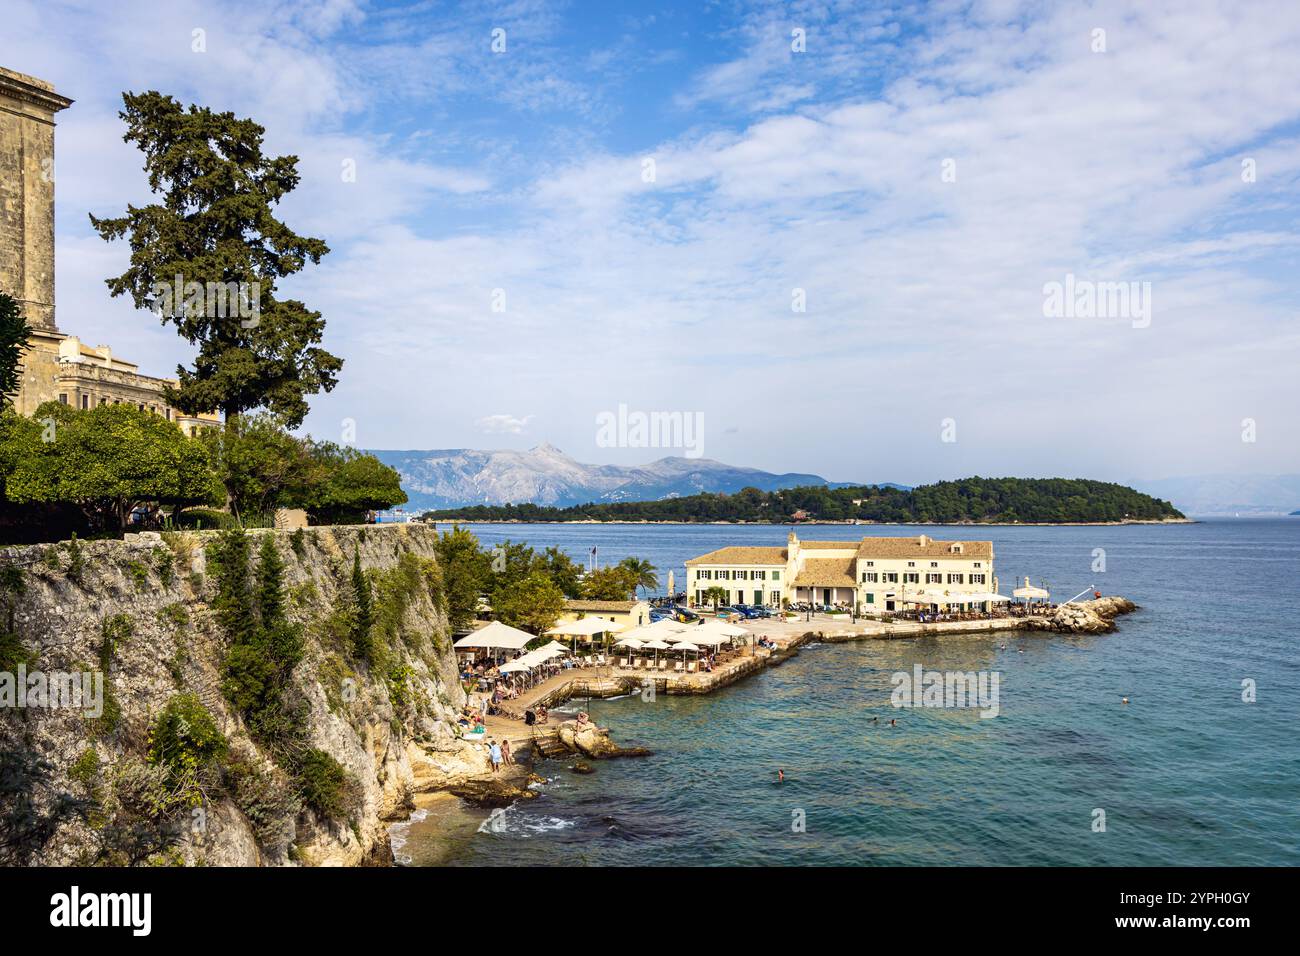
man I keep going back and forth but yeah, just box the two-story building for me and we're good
[685,531,997,613]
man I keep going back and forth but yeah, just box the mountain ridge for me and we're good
[367,445,876,510]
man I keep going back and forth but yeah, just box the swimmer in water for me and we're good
[889,718,898,727]
[1121,697,1129,705]
[777,769,784,783]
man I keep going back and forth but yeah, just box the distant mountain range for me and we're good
[368,444,877,510]
[1129,474,1300,515]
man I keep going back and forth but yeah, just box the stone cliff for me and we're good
[0,523,493,866]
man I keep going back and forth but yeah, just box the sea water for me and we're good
[395,518,1300,866]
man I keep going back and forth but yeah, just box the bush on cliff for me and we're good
[146,694,227,806]
[296,748,352,821]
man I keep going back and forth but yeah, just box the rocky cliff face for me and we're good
[1031,596,1139,634]
[0,524,477,866]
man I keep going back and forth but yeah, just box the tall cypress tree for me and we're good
[0,291,31,409]
[351,550,374,659]
[89,92,341,427]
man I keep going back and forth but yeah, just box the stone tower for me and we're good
[0,66,73,331]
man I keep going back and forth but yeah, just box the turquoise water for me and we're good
[398,519,1300,866]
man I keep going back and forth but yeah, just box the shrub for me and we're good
[146,694,226,802]
[296,749,350,820]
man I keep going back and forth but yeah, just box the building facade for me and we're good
[685,531,997,613]
[1,66,219,435]
[556,598,651,631]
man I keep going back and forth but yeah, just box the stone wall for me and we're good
[0,523,472,866]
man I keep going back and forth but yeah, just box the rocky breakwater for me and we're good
[1029,596,1139,635]
[0,523,473,867]
[557,719,651,759]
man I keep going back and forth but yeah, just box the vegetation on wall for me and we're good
[0,290,31,409]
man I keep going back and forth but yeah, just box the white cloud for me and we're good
[477,414,534,434]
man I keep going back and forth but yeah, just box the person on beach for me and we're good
[501,738,514,765]
[489,739,502,773]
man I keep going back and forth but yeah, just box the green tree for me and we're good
[89,91,342,426]
[493,571,565,635]
[537,547,583,597]
[2,402,222,531]
[350,550,374,659]
[200,414,317,521]
[433,526,491,632]
[617,556,658,597]
[303,441,407,523]
[0,292,31,409]
[701,585,729,609]
[580,565,639,601]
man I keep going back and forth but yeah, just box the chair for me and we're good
[687,661,698,673]
[658,659,669,671]
[674,660,684,672]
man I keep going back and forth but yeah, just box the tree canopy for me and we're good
[89,91,342,426]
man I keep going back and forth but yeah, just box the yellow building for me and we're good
[685,531,996,614]
[1,65,219,435]
[555,598,652,631]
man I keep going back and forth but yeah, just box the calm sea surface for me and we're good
[393,519,1300,866]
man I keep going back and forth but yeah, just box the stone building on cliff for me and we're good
[1,65,220,435]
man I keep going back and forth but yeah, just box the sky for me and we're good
[2,0,1298,487]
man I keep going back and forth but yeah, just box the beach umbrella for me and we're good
[614,636,644,648]
[1013,576,1050,603]
[454,621,534,650]
[695,619,746,638]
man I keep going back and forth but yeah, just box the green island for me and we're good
[422,477,1187,525]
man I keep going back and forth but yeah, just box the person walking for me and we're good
[488,739,502,773]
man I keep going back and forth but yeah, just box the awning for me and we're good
[1013,577,1050,600]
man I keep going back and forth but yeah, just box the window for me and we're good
[718,570,730,580]
[883,572,898,583]
[862,572,878,583]
[99,398,107,406]
[165,408,172,421]
[971,573,986,584]
[865,593,875,604]
[735,570,748,580]
[907,561,915,568]
[930,562,939,568]
[58,394,68,405]
[926,573,942,584]
[753,570,766,580]
[770,590,781,606]
[772,571,780,581]
[974,562,982,568]
[80,394,89,410]
[864,560,874,567]
[948,573,964,584]
[903,572,919,584]
[699,569,711,580]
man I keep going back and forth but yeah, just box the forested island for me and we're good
[422,477,1187,525]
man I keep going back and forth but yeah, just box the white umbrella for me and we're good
[614,636,644,648]
[453,621,534,650]
[685,633,728,646]
[498,661,530,673]
[1013,576,1050,600]
[695,619,746,638]
[546,617,625,636]
[673,641,700,652]
[540,640,571,654]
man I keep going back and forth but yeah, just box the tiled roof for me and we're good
[563,599,642,612]
[855,535,993,560]
[799,540,859,550]
[685,546,788,567]
[792,557,857,587]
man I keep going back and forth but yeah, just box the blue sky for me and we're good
[2,0,1299,485]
